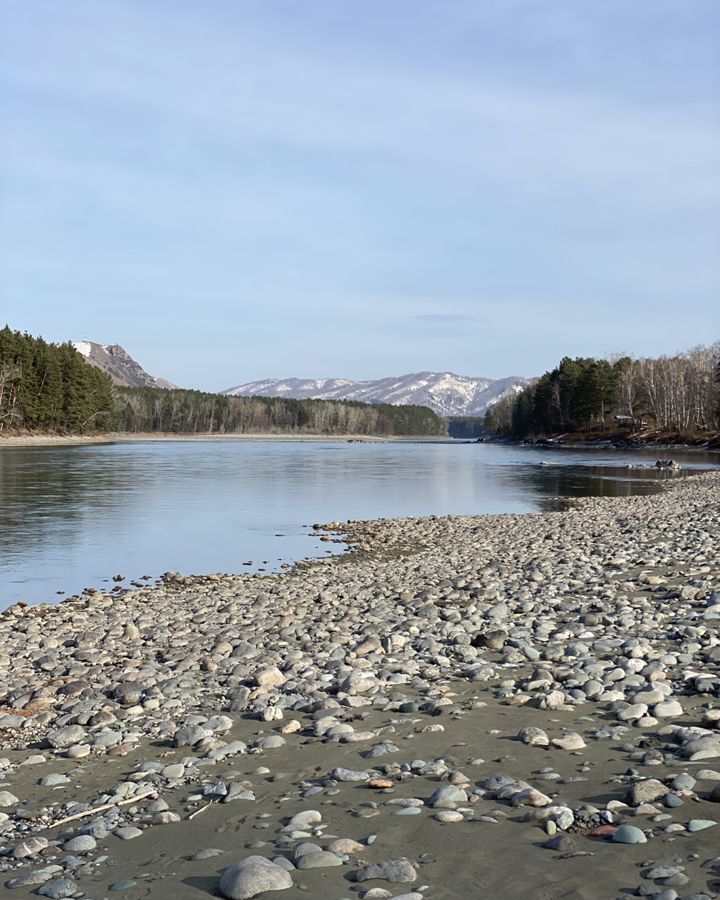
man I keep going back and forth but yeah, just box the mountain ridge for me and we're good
[73,341,178,390]
[222,371,529,417]
[72,342,529,416]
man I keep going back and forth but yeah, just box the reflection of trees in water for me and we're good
[0,448,153,559]
[503,463,685,513]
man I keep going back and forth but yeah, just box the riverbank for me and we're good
[484,428,720,452]
[482,434,720,457]
[0,473,719,899]
[0,432,424,450]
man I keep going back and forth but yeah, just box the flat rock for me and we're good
[330,767,370,782]
[295,851,343,869]
[4,866,63,890]
[687,819,717,832]
[114,826,143,840]
[434,810,464,823]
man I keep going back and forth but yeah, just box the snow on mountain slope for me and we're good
[223,372,528,417]
[72,342,178,390]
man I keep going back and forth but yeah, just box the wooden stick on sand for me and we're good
[40,788,158,831]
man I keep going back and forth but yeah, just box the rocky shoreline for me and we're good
[1,472,719,900]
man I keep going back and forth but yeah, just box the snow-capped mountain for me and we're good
[73,342,177,390]
[222,372,528,417]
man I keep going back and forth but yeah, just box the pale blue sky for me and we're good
[1,1,718,390]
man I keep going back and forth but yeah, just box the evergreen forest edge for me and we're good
[484,344,720,443]
[0,327,443,437]
[1,327,718,444]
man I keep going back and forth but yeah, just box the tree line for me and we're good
[485,343,720,439]
[447,416,486,439]
[114,386,445,436]
[0,327,445,437]
[0,326,115,432]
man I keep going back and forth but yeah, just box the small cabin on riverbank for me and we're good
[614,414,647,429]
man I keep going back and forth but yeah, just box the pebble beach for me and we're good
[1,471,719,900]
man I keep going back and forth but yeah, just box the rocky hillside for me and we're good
[73,342,177,390]
[222,371,528,417]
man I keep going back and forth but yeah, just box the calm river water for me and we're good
[0,439,716,608]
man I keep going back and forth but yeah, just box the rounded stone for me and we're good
[0,790,19,807]
[63,834,96,854]
[219,856,293,899]
[295,851,342,869]
[687,819,717,832]
[671,773,696,791]
[653,699,684,718]
[38,879,79,899]
[427,785,467,808]
[434,810,463,823]
[12,836,49,859]
[542,834,576,852]
[355,859,417,883]
[516,726,549,747]
[46,725,85,749]
[611,824,647,844]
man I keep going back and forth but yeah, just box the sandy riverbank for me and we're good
[0,473,719,899]
[0,432,428,450]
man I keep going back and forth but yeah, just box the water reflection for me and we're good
[0,440,715,607]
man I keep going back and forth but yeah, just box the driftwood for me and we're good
[40,787,157,831]
[187,801,213,820]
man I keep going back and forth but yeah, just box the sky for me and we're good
[1,1,718,391]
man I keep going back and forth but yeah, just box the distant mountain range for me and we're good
[72,341,178,390]
[73,342,528,417]
[223,372,529,417]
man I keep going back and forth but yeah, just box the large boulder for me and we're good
[219,856,292,900]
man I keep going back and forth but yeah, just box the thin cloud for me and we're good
[0,2,717,387]
[410,314,479,323]
[2,1,718,210]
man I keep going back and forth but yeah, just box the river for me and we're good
[0,439,716,608]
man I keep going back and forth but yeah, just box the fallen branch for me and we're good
[187,801,213,820]
[40,788,157,831]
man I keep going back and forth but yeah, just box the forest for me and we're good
[5,327,717,442]
[0,327,444,437]
[485,343,720,439]
[0,326,116,432]
[114,386,444,436]
[447,416,486,439]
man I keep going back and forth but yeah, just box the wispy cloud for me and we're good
[2,1,718,210]
[0,1,717,386]
[410,314,479,323]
